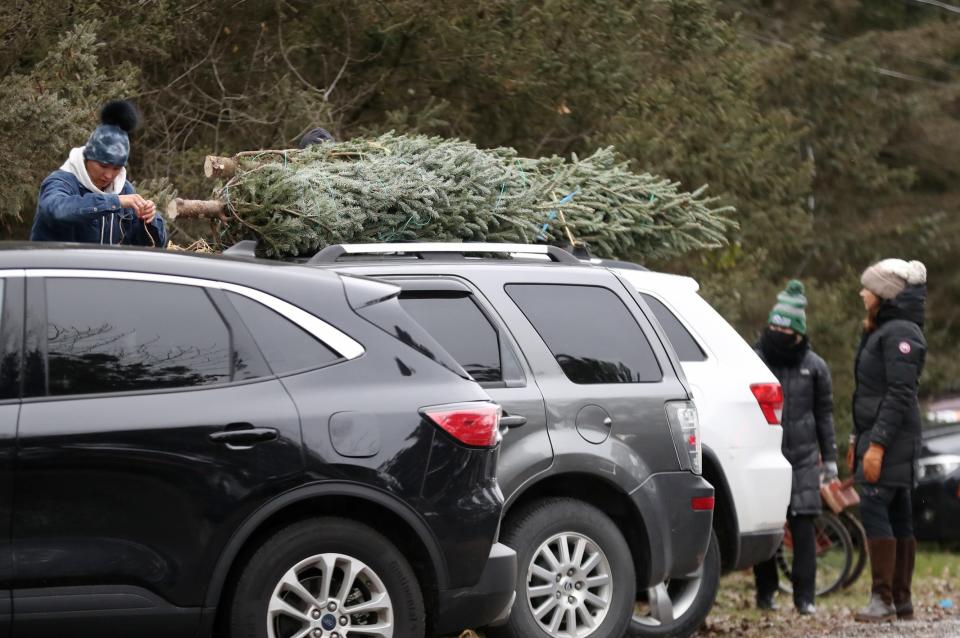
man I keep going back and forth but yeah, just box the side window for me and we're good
[398,292,503,383]
[227,292,341,374]
[506,283,662,384]
[0,279,11,399]
[45,278,251,396]
[640,293,707,362]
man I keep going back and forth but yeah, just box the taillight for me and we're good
[751,383,783,425]
[421,402,502,447]
[691,496,715,511]
[665,401,702,475]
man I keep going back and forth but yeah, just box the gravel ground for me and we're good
[695,549,959,638]
[450,548,959,638]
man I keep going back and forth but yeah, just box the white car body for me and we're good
[612,266,792,569]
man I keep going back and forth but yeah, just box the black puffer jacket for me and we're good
[757,340,837,515]
[853,285,927,487]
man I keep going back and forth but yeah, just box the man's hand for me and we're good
[118,194,157,223]
[863,443,885,483]
[137,198,157,224]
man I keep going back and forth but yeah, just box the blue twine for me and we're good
[537,189,579,241]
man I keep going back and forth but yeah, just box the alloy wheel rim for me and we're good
[526,532,613,637]
[631,569,703,626]
[267,552,393,638]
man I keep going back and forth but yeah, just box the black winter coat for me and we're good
[853,285,927,487]
[757,342,837,516]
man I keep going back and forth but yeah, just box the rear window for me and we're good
[640,294,707,362]
[506,283,662,384]
[398,293,502,382]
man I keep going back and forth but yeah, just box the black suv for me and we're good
[0,243,515,638]
[310,242,715,638]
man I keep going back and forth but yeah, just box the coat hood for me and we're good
[877,284,926,328]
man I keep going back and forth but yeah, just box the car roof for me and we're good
[0,242,353,304]
[2,241,313,275]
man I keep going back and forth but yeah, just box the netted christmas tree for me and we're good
[168,132,736,260]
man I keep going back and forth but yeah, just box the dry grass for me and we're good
[696,545,960,637]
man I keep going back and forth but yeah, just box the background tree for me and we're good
[1,0,958,460]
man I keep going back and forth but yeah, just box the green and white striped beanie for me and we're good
[768,279,807,335]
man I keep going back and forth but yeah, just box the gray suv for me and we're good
[308,243,715,638]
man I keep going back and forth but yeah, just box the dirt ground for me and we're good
[696,546,959,638]
[454,546,959,638]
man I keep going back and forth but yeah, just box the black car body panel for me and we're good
[0,243,515,636]
[913,425,960,542]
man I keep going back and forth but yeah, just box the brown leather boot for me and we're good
[855,538,897,622]
[893,537,917,620]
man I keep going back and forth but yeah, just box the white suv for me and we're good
[602,260,792,636]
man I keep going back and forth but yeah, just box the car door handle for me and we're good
[500,415,527,429]
[209,425,279,446]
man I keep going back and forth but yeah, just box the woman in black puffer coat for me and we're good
[752,280,837,615]
[850,259,927,623]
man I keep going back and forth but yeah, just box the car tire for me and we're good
[228,516,425,638]
[491,497,636,638]
[628,530,720,638]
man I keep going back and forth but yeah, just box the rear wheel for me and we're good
[228,517,425,638]
[629,530,720,637]
[491,498,636,638]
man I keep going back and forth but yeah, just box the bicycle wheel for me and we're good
[839,510,868,589]
[776,511,854,597]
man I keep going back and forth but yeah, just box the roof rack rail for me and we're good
[223,240,258,258]
[307,242,581,265]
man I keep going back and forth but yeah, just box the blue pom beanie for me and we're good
[83,101,139,167]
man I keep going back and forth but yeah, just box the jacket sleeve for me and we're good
[37,174,122,223]
[813,357,837,462]
[871,326,925,448]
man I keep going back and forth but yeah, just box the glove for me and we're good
[863,443,885,483]
[846,443,855,473]
[821,460,839,483]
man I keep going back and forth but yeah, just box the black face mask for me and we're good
[761,328,808,367]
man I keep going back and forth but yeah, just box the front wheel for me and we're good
[228,517,425,638]
[629,530,720,638]
[491,497,636,638]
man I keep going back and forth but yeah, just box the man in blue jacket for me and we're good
[30,100,166,247]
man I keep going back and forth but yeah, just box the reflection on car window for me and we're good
[45,279,242,396]
[506,283,662,384]
[398,293,502,382]
[227,292,340,374]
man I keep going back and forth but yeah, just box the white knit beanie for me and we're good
[860,259,927,300]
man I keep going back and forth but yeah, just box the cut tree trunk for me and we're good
[167,198,227,220]
[204,155,239,179]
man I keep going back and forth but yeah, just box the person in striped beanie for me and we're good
[768,279,808,335]
[753,279,837,615]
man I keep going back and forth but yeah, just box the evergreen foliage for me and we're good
[212,134,735,259]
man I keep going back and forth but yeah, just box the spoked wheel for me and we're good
[839,510,868,589]
[267,553,393,637]
[490,497,635,638]
[630,531,720,638]
[777,511,854,597]
[229,517,424,638]
[526,531,615,634]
